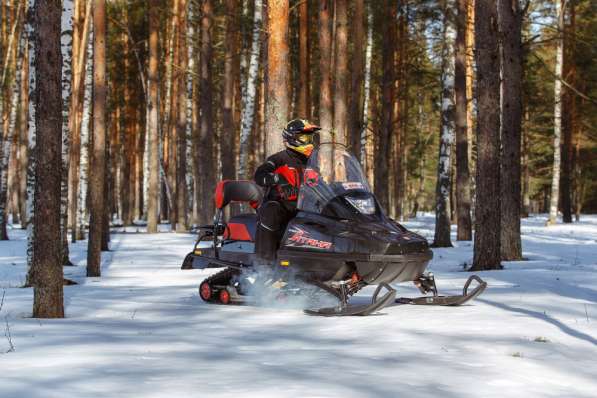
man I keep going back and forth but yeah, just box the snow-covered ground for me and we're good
[0,215,596,398]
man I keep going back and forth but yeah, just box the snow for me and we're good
[1,215,596,398]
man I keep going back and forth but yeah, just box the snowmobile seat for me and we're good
[215,180,263,210]
[223,214,257,242]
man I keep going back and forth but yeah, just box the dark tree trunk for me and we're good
[374,0,396,214]
[221,0,238,181]
[197,0,215,225]
[454,0,472,241]
[30,0,64,318]
[560,3,575,224]
[176,0,188,232]
[499,0,523,260]
[349,0,365,156]
[87,0,106,277]
[471,0,501,271]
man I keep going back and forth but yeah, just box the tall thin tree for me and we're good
[499,0,523,260]
[332,0,348,145]
[318,0,333,141]
[471,0,501,271]
[454,0,472,241]
[30,0,64,318]
[264,0,289,155]
[147,0,160,233]
[87,0,106,277]
[433,0,456,248]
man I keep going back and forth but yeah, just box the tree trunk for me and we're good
[297,0,310,119]
[547,0,565,226]
[67,1,91,242]
[433,0,455,248]
[348,0,365,156]
[318,0,333,140]
[521,109,530,217]
[176,0,188,232]
[197,0,215,225]
[147,0,160,233]
[18,35,29,229]
[332,0,348,145]
[454,0,472,240]
[360,3,373,165]
[87,0,106,278]
[238,0,263,179]
[221,0,238,182]
[560,3,575,224]
[375,0,396,214]
[499,0,523,260]
[264,0,289,155]
[471,0,501,271]
[30,0,64,318]
[78,39,92,240]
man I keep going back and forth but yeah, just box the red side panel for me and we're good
[215,180,228,209]
[224,223,253,241]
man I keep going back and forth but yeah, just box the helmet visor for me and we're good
[296,133,314,145]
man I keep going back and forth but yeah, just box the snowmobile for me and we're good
[181,143,486,316]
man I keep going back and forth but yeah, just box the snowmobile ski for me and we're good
[396,275,486,306]
[304,283,396,316]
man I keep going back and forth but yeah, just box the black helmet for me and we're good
[282,119,321,157]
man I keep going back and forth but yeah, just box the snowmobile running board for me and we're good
[396,274,487,306]
[304,283,397,317]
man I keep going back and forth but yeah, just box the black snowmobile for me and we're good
[182,143,486,316]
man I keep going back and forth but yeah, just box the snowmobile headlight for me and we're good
[345,196,376,215]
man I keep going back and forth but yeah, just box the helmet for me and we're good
[282,119,321,157]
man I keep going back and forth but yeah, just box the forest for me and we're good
[0,1,596,395]
[0,0,596,316]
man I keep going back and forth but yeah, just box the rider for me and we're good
[254,119,321,263]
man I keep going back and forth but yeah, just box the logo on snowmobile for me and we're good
[286,227,333,250]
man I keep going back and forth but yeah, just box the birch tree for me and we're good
[433,0,455,248]
[360,3,373,165]
[547,0,565,226]
[238,0,262,179]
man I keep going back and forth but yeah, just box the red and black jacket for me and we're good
[254,149,308,211]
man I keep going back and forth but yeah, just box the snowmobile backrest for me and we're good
[215,180,263,210]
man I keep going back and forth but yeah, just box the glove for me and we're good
[276,174,299,200]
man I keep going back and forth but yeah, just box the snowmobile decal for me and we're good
[286,227,333,250]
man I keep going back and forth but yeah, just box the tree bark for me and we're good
[471,0,501,271]
[176,0,188,232]
[547,0,565,226]
[318,0,333,140]
[30,0,64,318]
[264,0,289,155]
[454,0,472,240]
[348,0,365,156]
[433,0,455,248]
[360,3,373,165]
[87,0,106,278]
[297,0,310,119]
[238,0,263,179]
[197,0,215,224]
[332,0,348,145]
[18,35,28,229]
[498,0,523,260]
[375,0,396,214]
[560,2,575,224]
[221,0,238,182]
[147,0,160,233]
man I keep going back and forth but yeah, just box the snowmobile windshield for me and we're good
[298,143,379,219]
